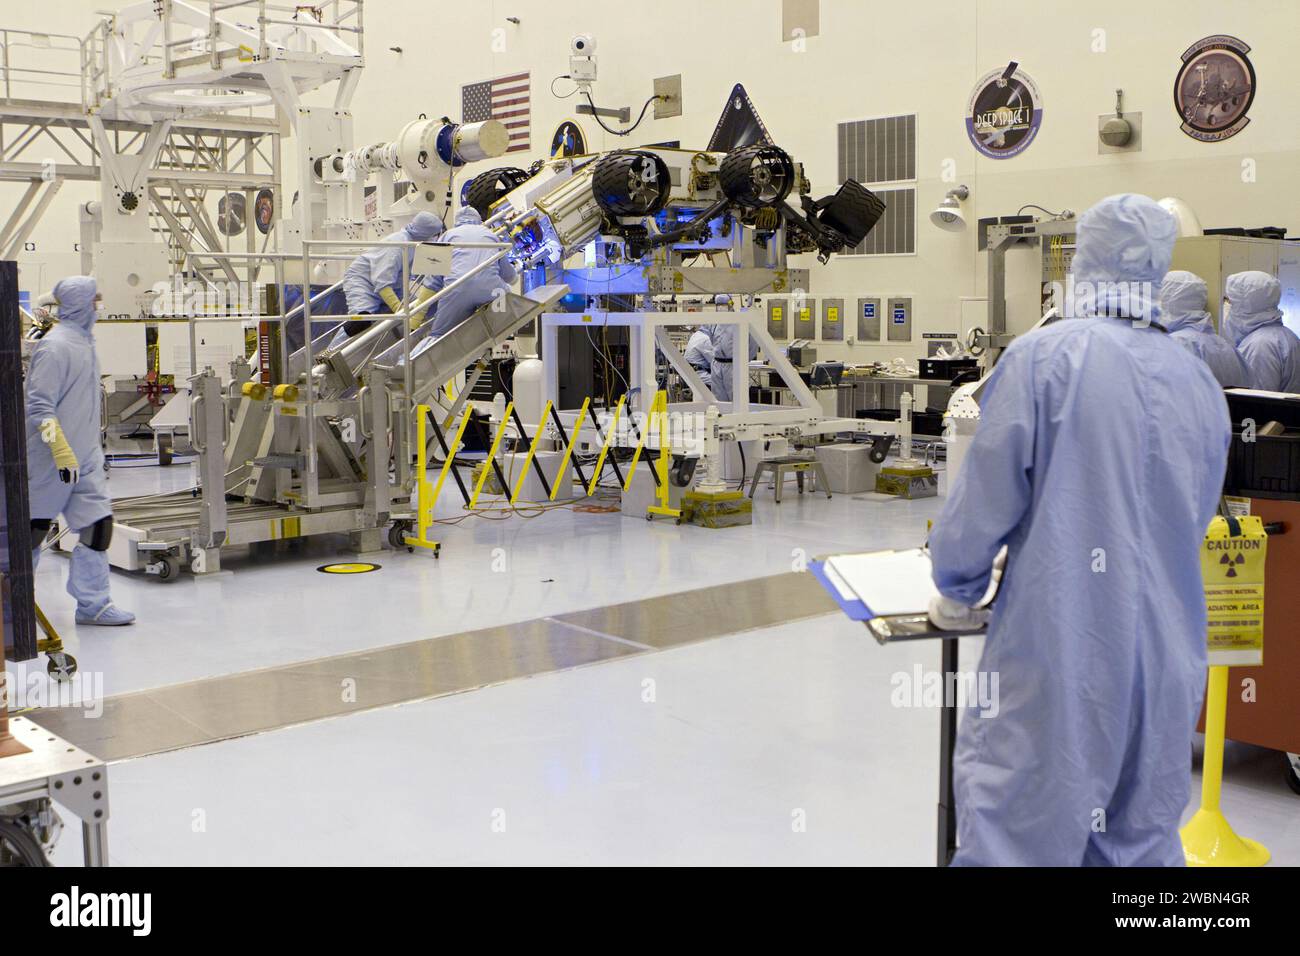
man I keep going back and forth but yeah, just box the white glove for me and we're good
[975,544,1009,608]
[928,594,990,632]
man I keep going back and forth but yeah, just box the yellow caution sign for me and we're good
[772,306,783,321]
[827,306,839,323]
[1201,515,1266,666]
[1182,513,1271,866]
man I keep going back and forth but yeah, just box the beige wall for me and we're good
[5,0,1298,359]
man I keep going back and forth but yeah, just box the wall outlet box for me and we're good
[654,74,682,119]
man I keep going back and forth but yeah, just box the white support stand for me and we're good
[538,308,898,449]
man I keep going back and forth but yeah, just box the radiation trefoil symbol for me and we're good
[1220,553,1246,578]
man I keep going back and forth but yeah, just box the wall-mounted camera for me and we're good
[569,34,597,87]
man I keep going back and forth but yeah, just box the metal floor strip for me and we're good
[543,617,656,651]
[29,571,836,762]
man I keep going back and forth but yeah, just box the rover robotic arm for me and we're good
[338,117,511,219]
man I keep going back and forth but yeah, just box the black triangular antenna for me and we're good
[706,83,774,152]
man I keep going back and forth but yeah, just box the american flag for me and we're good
[461,72,531,153]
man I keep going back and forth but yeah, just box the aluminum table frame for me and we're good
[0,716,109,866]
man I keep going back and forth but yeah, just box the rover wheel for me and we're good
[720,144,795,208]
[592,151,671,217]
[464,167,532,219]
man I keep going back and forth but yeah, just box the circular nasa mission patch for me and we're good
[1174,34,1256,143]
[965,64,1044,160]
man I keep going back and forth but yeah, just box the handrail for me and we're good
[0,27,91,106]
[67,0,363,107]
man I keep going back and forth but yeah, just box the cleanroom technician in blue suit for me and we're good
[705,296,759,403]
[1159,270,1248,387]
[1223,270,1300,393]
[927,194,1230,866]
[338,211,444,338]
[26,276,135,626]
[418,206,517,339]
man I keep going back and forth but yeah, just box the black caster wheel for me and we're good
[156,554,181,582]
[645,514,653,522]
[388,521,412,550]
[47,651,77,682]
[1285,753,1300,796]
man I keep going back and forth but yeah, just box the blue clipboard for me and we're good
[807,559,875,621]
[809,554,991,643]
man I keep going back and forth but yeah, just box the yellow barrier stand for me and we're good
[511,400,553,504]
[586,395,625,497]
[622,410,649,492]
[1180,665,1271,866]
[469,400,514,509]
[645,390,681,521]
[403,404,442,555]
[429,406,474,512]
[550,397,590,501]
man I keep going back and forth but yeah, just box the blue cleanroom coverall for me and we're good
[704,296,759,403]
[421,206,518,339]
[684,328,715,388]
[1159,270,1248,387]
[341,211,445,317]
[1223,270,1300,393]
[929,195,1231,866]
[26,276,134,625]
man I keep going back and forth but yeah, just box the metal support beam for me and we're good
[1,179,62,260]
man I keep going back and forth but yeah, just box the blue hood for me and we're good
[53,275,98,333]
[403,211,445,242]
[1224,270,1283,342]
[1159,270,1214,335]
[1069,194,1177,322]
[453,206,483,228]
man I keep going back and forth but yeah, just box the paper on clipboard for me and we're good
[819,560,859,603]
[824,548,940,618]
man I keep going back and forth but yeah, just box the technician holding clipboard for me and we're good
[926,195,1231,866]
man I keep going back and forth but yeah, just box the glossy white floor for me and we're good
[23,456,1300,866]
[46,618,1300,867]
[22,455,940,695]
